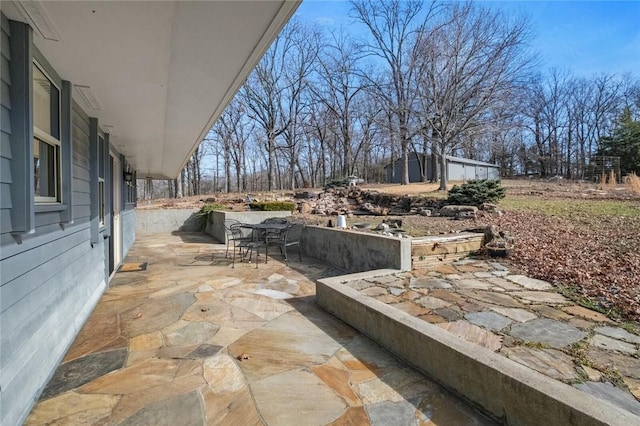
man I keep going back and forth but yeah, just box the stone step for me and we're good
[411,232,484,267]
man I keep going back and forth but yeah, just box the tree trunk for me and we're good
[267,133,276,191]
[176,174,183,198]
[439,152,448,191]
[167,179,174,198]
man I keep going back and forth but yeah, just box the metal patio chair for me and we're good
[224,220,264,269]
[266,222,304,263]
[224,219,245,258]
[235,229,264,269]
[258,217,290,242]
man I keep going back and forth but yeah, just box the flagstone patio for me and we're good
[24,230,640,425]
[25,232,496,425]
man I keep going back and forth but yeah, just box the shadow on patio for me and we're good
[25,232,495,425]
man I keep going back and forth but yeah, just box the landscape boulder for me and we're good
[439,205,478,217]
[480,203,499,212]
[299,202,312,214]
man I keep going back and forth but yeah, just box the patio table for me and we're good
[240,223,291,263]
[240,222,289,242]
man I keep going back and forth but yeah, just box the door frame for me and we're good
[109,152,123,278]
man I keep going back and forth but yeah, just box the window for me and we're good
[126,173,137,204]
[33,62,61,203]
[130,181,136,203]
[98,179,105,225]
[98,136,105,226]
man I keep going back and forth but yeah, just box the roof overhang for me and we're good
[2,0,300,179]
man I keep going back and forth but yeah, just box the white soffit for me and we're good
[4,1,299,178]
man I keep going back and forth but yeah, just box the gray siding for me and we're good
[0,241,105,425]
[488,167,500,180]
[447,157,500,181]
[0,27,107,423]
[386,153,428,183]
[447,161,463,181]
[1,14,12,234]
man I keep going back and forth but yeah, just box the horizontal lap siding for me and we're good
[72,101,91,224]
[1,246,105,426]
[0,46,107,425]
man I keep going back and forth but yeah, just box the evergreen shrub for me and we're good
[447,179,505,206]
[197,203,226,230]
[249,201,295,211]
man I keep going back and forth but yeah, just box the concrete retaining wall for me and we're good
[205,211,292,243]
[316,273,636,426]
[121,209,136,256]
[134,208,293,242]
[135,209,201,234]
[301,226,411,273]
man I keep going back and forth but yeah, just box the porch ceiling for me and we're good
[3,1,299,179]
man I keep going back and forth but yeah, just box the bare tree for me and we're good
[279,23,321,189]
[175,173,183,198]
[305,104,336,186]
[312,28,369,177]
[241,20,301,190]
[238,19,321,191]
[591,74,625,153]
[353,90,384,180]
[568,76,596,178]
[351,0,439,185]
[415,2,533,189]
[211,98,253,192]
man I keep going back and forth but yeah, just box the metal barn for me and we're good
[385,153,500,183]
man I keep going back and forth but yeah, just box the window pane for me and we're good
[98,137,105,178]
[33,66,51,134]
[34,139,58,199]
[99,180,105,225]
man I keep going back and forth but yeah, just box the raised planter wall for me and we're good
[316,273,636,426]
[411,232,484,267]
[135,209,292,240]
[300,226,412,273]
[205,210,292,243]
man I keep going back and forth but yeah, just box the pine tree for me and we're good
[598,107,640,175]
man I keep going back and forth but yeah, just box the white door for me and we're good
[111,153,122,272]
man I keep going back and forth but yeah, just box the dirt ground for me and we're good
[137,179,640,241]
[139,178,638,210]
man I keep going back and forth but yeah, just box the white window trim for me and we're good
[33,61,62,204]
[33,128,62,204]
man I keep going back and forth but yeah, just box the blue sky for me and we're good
[295,1,640,77]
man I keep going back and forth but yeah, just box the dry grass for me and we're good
[609,170,617,190]
[626,172,640,196]
[600,170,618,190]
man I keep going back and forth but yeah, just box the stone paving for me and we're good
[343,260,640,418]
[25,233,495,426]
